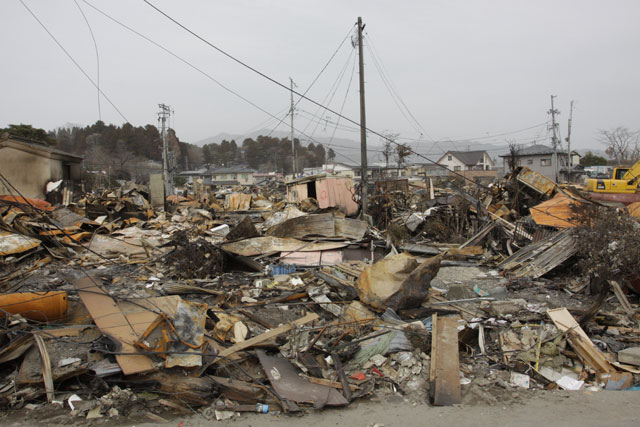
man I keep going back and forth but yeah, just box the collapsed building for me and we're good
[0,165,639,423]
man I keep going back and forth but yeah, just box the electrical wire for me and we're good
[140,1,523,190]
[327,52,358,146]
[97,1,577,229]
[265,25,355,138]
[365,41,423,138]
[365,31,434,141]
[301,47,355,137]
[81,0,352,167]
[18,0,128,123]
[74,0,101,121]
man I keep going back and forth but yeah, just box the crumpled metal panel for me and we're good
[517,167,557,196]
[0,232,41,256]
[256,350,348,409]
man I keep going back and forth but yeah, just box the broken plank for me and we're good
[547,307,615,375]
[305,376,360,391]
[431,315,461,406]
[74,276,154,375]
[610,280,636,318]
[197,312,318,376]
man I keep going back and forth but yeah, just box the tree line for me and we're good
[201,135,327,174]
[2,121,329,181]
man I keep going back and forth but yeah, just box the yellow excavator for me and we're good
[584,159,640,204]
[586,159,640,193]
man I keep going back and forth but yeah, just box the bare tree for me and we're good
[506,139,520,173]
[394,142,412,177]
[380,132,398,176]
[599,127,640,164]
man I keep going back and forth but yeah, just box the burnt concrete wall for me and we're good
[0,146,51,198]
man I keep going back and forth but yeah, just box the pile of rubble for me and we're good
[0,171,639,422]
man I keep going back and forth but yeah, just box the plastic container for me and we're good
[0,291,68,322]
[269,264,296,276]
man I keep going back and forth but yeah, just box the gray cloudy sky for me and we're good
[1,0,639,156]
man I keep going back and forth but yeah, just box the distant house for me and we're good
[252,172,284,186]
[498,144,581,181]
[405,163,450,178]
[210,164,256,186]
[302,163,356,179]
[0,134,83,199]
[436,150,495,172]
[178,167,210,184]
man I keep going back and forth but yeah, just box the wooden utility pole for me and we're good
[548,95,559,182]
[357,17,368,216]
[290,77,297,176]
[566,100,574,168]
[158,103,174,196]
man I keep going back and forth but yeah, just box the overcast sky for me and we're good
[1,0,639,156]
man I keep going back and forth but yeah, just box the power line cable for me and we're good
[142,1,562,191]
[365,31,432,140]
[265,25,354,138]
[302,47,355,136]
[18,0,129,122]
[73,0,101,121]
[327,51,358,146]
[365,42,423,138]
[83,0,350,165]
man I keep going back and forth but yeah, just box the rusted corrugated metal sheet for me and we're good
[0,196,54,211]
[628,202,640,218]
[517,167,557,196]
[287,177,359,216]
[225,193,251,211]
[286,183,308,203]
[530,193,578,228]
[315,177,358,216]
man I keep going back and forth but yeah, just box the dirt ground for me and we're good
[1,389,637,427]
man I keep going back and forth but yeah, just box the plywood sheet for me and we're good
[74,277,154,375]
[280,250,343,266]
[222,236,348,257]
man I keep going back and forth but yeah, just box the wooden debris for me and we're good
[430,314,462,406]
[547,308,615,376]
[197,312,319,375]
[499,229,576,278]
[610,280,636,318]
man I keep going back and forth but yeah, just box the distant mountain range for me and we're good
[195,129,609,166]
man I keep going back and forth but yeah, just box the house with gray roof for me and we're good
[498,144,581,181]
[210,164,257,186]
[436,150,495,172]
